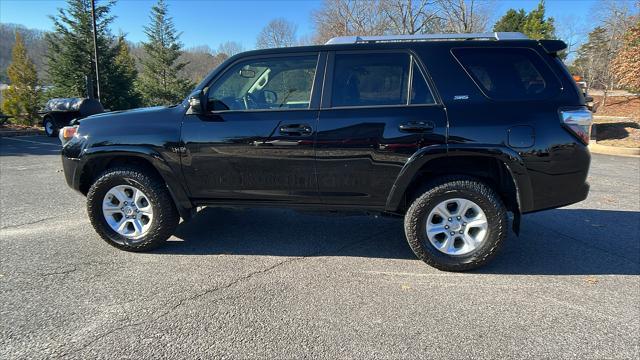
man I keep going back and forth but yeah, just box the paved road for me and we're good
[1,135,639,359]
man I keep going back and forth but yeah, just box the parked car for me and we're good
[40,98,103,137]
[60,32,592,271]
[573,75,594,111]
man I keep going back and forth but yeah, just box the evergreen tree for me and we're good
[492,1,555,40]
[575,27,618,105]
[110,36,142,109]
[493,9,527,33]
[522,0,556,40]
[45,0,127,109]
[137,0,193,106]
[1,32,42,125]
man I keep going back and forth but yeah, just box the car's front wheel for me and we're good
[86,167,179,251]
[404,177,508,271]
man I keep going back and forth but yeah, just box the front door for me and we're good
[316,51,448,207]
[181,53,325,204]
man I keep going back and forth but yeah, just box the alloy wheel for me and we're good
[425,198,488,256]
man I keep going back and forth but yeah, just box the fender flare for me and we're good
[79,146,194,220]
[385,144,533,220]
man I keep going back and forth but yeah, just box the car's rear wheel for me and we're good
[404,176,508,271]
[43,116,57,137]
[87,167,179,251]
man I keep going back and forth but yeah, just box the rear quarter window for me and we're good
[452,47,560,101]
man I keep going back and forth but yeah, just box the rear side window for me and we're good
[331,53,436,107]
[452,48,560,101]
[411,62,435,104]
[332,53,409,107]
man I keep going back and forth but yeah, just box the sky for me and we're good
[0,0,618,51]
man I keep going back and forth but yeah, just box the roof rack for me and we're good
[325,32,529,45]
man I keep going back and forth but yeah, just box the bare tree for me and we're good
[435,0,490,33]
[296,34,320,46]
[382,0,442,34]
[217,41,243,57]
[256,18,298,49]
[311,0,495,43]
[312,0,388,43]
[556,15,585,60]
[590,0,639,104]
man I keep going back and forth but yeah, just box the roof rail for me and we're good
[325,32,529,45]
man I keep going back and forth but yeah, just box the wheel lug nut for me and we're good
[450,232,455,235]
[459,230,463,234]
[457,216,461,220]
[124,201,128,205]
[448,218,452,221]
[462,222,467,226]
[445,225,449,229]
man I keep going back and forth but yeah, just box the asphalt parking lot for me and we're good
[1,135,638,359]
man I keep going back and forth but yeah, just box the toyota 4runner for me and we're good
[61,32,592,271]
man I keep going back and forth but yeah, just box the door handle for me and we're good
[279,124,313,136]
[399,121,435,133]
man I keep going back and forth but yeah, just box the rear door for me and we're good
[315,50,447,207]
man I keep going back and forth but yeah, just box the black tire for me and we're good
[87,167,179,251]
[43,116,58,137]
[404,176,508,271]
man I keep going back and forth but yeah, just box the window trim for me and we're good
[201,52,326,114]
[450,46,562,102]
[409,55,438,105]
[321,49,441,110]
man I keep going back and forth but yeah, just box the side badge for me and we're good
[453,95,469,100]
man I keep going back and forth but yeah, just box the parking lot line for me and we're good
[1,137,61,147]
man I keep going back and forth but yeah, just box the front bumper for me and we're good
[61,155,82,192]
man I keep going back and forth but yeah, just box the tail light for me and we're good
[60,125,78,144]
[560,108,592,144]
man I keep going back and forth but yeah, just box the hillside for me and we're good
[0,23,230,86]
[0,23,48,83]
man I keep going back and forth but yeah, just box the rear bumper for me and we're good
[523,181,589,214]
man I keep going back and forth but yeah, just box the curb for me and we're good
[589,142,640,157]
[593,115,633,120]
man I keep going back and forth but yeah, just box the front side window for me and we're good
[452,47,560,101]
[207,55,318,111]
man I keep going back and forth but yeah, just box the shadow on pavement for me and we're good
[0,136,61,156]
[163,207,640,276]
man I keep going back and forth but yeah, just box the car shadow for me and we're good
[159,207,640,276]
[476,208,640,276]
[164,207,414,259]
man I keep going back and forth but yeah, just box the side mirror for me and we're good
[187,90,204,114]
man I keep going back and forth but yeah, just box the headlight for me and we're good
[59,125,79,145]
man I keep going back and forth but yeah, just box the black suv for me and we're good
[61,32,592,271]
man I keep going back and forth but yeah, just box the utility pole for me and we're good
[90,0,101,101]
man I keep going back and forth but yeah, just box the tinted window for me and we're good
[411,62,435,104]
[208,55,317,111]
[331,53,409,107]
[452,48,559,101]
